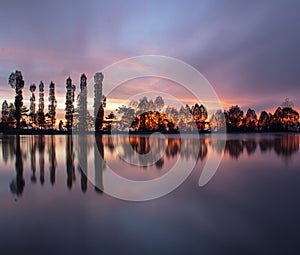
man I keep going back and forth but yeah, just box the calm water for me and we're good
[0,133,300,254]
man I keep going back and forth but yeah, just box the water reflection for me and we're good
[66,135,75,189]
[38,135,45,185]
[9,135,25,196]
[0,133,299,196]
[48,136,57,185]
[225,134,299,159]
[30,136,37,183]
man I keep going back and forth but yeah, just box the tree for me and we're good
[47,81,57,128]
[65,77,76,131]
[154,96,164,111]
[76,74,88,131]
[129,100,138,110]
[258,111,271,131]
[1,100,9,123]
[8,103,15,125]
[94,72,104,131]
[281,98,294,108]
[116,105,135,128]
[8,70,25,129]
[29,84,36,126]
[188,104,208,123]
[165,105,179,122]
[210,109,226,131]
[226,105,244,130]
[137,96,150,114]
[37,81,45,128]
[244,108,258,131]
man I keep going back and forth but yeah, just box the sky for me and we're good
[0,0,300,120]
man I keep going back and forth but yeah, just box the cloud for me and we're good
[0,0,299,113]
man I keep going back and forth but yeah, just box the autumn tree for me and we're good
[8,70,25,129]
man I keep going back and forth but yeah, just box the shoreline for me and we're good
[0,129,299,136]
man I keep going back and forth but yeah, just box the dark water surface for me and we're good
[0,133,299,255]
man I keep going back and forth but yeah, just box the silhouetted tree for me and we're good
[94,72,105,131]
[47,81,57,128]
[37,81,45,128]
[226,105,244,131]
[1,100,9,123]
[65,77,76,131]
[77,74,88,131]
[7,103,15,126]
[8,70,25,129]
[29,84,36,126]
[258,111,271,131]
[244,108,258,131]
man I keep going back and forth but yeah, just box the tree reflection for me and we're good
[274,134,299,158]
[125,136,208,168]
[95,134,104,193]
[78,135,87,192]
[10,135,25,196]
[38,135,45,185]
[30,136,37,183]
[66,135,75,189]
[48,136,57,185]
[224,135,300,159]
[225,140,244,159]
[1,133,299,197]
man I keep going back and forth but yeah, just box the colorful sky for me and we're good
[0,0,299,121]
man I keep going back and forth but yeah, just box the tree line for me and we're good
[0,70,299,133]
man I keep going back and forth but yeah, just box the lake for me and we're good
[0,133,299,254]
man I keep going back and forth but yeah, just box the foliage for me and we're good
[8,70,25,129]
